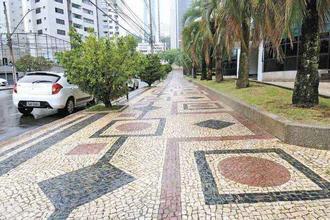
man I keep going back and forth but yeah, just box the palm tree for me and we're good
[220,0,282,88]
[183,0,214,81]
[282,0,330,107]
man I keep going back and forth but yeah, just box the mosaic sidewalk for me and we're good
[0,71,329,219]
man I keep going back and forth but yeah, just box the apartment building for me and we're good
[97,0,120,38]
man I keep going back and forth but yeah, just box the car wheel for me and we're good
[18,107,33,115]
[61,98,75,115]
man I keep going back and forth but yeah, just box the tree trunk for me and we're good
[292,0,319,107]
[215,48,223,82]
[192,66,197,78]
[201,59,207,80]
[236,20,250,88]
[103,98,112,108]
[206,56,213,80]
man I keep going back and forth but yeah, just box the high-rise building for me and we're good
[97,0,120,38]
[170,0,192,49]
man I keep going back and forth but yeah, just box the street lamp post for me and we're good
[3,1,35,83]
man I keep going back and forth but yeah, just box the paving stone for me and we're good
[0,71,329,219]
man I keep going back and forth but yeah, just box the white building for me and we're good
[137,42,165,55]
[97,0,120,38]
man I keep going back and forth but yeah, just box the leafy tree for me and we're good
[138,54,163,87]
[57,29,141,107]
[159,49,180,65]
[16,55,53,72]
[162,64,173,75]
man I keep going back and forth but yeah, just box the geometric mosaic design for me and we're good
[38,137,134,219]
[183,102,223,110]
[195,148,330,205]
[195,120,234,130]
[90,118,166,138]
[67,143,108,155]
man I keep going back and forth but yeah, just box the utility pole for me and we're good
[157,0,160,43]
[148,0,154,54]
[3,1,17,84]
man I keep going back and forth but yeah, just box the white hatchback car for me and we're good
[13,72,93,115]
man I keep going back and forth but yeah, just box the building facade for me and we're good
[97,0,120,38]
[170,0,192,49]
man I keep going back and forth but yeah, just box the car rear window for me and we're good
[19,73,60,83]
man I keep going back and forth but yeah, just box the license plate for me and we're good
[26,101,41,107]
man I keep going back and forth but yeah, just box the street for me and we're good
[0,71,329,219]
[0,81,146,142]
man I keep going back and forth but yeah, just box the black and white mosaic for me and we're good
[195,148,330,205]
[38,137,134,219]
[195,120,235,130]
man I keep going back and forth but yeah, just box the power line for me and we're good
[88,0,143,40]
[119,0,150,31]
[105,0,151,39]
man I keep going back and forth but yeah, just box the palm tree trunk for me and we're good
[201,59,207,80]
[292,0,319,107]
[192,65,197,78]
[207,56,213,80]
[236,20,250,88]
[215,49,223,82]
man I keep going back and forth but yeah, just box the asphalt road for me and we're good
[0,82,147,143]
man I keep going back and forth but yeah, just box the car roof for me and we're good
[26,71,64,77]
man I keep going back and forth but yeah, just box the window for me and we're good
[35,0,40,3]
[36,8,41,14]
[82,0,92,5]
[73,23,82,29]
[83,18,94,24]
[72,13,82,19]
[55,8,64,14]
[55,0,63,3]
[84,27,94,32]
[57,29,66,35]
[83,8,93,15]
[56,18,65,25]
[37,29,43,34]
[72,3,81,9]
[36,19,42,24]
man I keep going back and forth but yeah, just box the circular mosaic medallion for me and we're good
[219,156,291,187]
[116,122,152,132]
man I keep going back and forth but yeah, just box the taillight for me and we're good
[13,83,17,93]
[52,83,63,95]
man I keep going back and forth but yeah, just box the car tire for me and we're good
[60,98,75,115]
[18,107,33,115]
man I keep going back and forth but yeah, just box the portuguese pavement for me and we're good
[0,71,329,219]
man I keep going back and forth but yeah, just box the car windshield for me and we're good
[19,73,60,84]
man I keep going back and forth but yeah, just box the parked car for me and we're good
[0,78,8,86]
[13,72,93,115]
[127,78,139,90]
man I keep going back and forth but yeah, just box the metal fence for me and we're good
[0,32,71,66]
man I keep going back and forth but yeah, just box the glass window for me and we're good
[55,8,64,14]
[57,29,66,35]
[19,73,60,83]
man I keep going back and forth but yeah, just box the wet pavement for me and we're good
[0,71,329,219]
[0,82,146,142]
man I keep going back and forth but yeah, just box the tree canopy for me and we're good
[57,29,142,107]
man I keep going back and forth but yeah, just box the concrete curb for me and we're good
[191,80,330,150]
